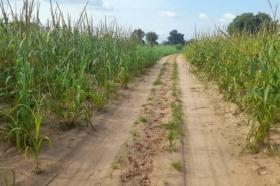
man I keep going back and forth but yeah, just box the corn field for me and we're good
[185,31,280,151]
[0,0,177,172]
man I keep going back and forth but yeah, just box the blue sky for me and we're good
[5,0,279,41]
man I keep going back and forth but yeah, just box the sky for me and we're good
[3,0,279,41]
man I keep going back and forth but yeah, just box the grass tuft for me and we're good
[171,160,184,172]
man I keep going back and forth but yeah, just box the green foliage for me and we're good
[118,67,129,89]
[185,32,280,149]
[171,160,184,172]
[89,90,108,111]
[1,99,51,173]
[132,29,145,44]
[138,115,147,123]
[175,44,184,51]
[50,86,92,129]
[145,32,159,45]
[0,0,176,170]
[167,30,185,45]
[227,12,275,35]
[152,45,179,56]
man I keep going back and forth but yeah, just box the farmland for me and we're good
[1,0,280,186]
[0,0,177,174]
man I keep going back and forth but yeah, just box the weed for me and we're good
[153,78,161,85]
[111,155,124,170]
[154,62,167,86]
[131,130,139,141]
[171,160,184,172]
[138,116,148,123]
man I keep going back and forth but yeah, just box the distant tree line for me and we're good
[132,29,158,45]
[132,28,186,46]
[131,12,276,47]
[164,30,185,45]
[227,12,277,35]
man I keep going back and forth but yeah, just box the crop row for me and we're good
[0,0,177,172]
[185,32,280,151]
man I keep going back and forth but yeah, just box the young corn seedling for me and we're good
[2,97,51,174]
[23,98,52,174]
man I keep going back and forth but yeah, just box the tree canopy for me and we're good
[227,12,274,35]
[145,32,159,45]
[166,30,185,45]
[132,29,145,44]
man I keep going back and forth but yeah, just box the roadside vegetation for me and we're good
[171,160,184,172]
[185,11,280,151]
[0,0,178,172]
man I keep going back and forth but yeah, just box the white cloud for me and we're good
[218,13,236,23]
[199,13,208,20]
[158,10,178,18]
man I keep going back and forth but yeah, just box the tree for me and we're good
[132,29,145,44]
[145,32,159,45]
[167,30,185,45]
[227,12,274,35]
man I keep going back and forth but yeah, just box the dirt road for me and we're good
[1,54,279,186]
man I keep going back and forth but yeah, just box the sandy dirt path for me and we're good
[4,57,167,186]
[177,55,279,186]
[117,55,184,186]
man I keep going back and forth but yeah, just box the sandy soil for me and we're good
[177,55,280,186]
